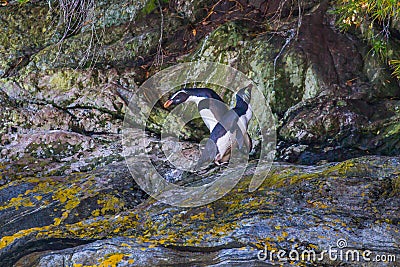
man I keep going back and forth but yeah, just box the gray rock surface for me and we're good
[0,0,399,266]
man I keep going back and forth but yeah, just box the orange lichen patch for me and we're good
[0,174,94,220]
[290,173,319,185]
[53,217,62,226]
[259,169,289,188]
[255,237,279,252]
[208,221,238,236]
[91,209,101,217]
[53,211,72,226]
[256,167,322,189]
[51,185,82,225]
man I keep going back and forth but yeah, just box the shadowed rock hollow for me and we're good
[0,0,399,266]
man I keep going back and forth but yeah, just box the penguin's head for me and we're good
[164,88,220,108]
[163,90,189,108]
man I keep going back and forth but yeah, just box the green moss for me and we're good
[385,122,400,137]
[262,169,292,188]
[25,141,83,160]
[290,173,320,185]
[192,22,244,64]
[321,160,356,176]
[48,71,77,92]
[142,0,157,14]
[0,3,54,76]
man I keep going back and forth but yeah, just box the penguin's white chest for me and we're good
[215,132,233,159]
[199,109,218,132]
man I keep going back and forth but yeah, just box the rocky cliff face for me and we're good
[0,0,399,266]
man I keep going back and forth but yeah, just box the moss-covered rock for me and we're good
[0,2,56,77]
[278,91,400,163]
[189,22,324,117]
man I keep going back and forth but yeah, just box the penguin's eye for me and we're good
[173,92,188,104]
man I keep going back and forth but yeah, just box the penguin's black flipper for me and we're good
[198,98,229,132]
[195,138,218,169]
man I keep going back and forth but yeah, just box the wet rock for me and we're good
[0,66,130,183]
[0,156,399,266]
[0,131,126,185]
[0,0,399,266]
[279,89,400,164]
[0,159,146,265]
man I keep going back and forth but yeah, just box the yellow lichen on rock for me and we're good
[98,253,130,267]
[0,226,49,250]
[0,195,35,211]
[71,253,131,267]
[98,196,125,215]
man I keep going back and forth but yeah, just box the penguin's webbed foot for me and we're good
[214,160,229,166]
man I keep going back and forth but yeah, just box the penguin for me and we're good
[197,84,253,166]
[163,85,253,167]
[163,88,229,133]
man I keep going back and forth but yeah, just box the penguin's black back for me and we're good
[182,88,224,102]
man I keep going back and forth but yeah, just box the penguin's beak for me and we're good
[163,99,173,108]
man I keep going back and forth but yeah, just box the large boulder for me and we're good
[0,156,398,266]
